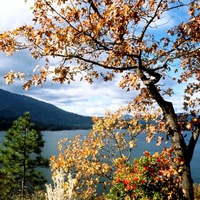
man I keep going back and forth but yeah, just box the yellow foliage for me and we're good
[1,0,199,199]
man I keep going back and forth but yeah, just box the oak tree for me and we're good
[0,0,199,199]
[0,112,49,199]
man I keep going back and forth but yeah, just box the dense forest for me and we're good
[0,89,93,130]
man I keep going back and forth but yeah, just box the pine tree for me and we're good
[0,112,49,199]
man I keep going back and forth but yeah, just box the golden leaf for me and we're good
[129,140,136,148]
[156,136,163,146]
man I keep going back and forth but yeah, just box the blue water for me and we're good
[0,130,199,184]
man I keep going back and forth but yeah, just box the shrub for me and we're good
[46,170,75,200]
[194,184,200,200]
[107,147,184,200]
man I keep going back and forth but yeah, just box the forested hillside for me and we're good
[0,89,93,130]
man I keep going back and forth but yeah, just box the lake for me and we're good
[0,130,199,185]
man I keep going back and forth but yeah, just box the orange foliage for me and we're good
[0,0,199,199]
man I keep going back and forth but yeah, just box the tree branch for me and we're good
[87,0,104,19]
[165,1,196,12]
[187,122,200,163]
[73,55,138,71]
[139,0,163,42]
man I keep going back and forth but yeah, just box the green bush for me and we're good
[107,147,183,200]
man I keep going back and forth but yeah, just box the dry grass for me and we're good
[11,191,46,200]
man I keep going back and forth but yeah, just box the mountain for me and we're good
[0,89,93,130]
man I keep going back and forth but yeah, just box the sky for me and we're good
[0,0,195,117]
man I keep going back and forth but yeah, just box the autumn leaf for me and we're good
[129,140,137,148]
[1,0,199,199]
[156,136,163,146]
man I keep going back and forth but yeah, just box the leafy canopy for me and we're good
[0,0,199,199]
[0,0,199,112]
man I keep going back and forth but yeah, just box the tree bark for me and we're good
[142,80,196,199]
[22,152,26,198]
[22,131,26,198]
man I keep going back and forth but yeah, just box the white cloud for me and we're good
[0,0,34,31]
[0,47,135,116]
[18,76,135,116]
[0,0,196,117]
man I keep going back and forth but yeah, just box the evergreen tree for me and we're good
[0,112,49,199]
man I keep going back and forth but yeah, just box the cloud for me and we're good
[0,0,34,31]
[22,75,135,116]
[0,0,196,117]
[0,48,135,116]
[0,46,191,117]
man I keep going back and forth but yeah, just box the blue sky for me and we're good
[0,0,196,116]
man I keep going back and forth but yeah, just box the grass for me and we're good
[11,191,46,200]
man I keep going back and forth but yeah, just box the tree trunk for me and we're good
[169,128,194,200]
[22,151,26,198]
[145,81,195,200]
[22,131,26,198]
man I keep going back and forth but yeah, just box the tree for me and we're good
[0,112,49,199]
[0,0,199,199]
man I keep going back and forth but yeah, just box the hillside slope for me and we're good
[0,89,93,130]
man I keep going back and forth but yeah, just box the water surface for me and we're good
[0,130,199,184]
